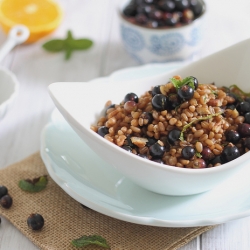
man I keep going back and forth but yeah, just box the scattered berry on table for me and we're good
[27,213,44,230]
[0,186,8,199]
[0,195,12,209]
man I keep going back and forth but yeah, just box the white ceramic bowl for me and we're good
[0,67,19,119]
[49,38,250,196]
[118,0,206,64]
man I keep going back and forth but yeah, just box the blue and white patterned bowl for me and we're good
[118,0,206,64]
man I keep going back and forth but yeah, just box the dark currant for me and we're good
[123,3,137,17]
[193,158,206,168]
[238,123,250,137]
[0,186,8,199]
[138,154,149,159]
[124,92,139,103]
[201,147,215,161]
[168,93,181,109]
[0,195,12,209]
[121,145,133,152]
[174,0,189,11]
[151,85,162,97]
[189,0,203,17]
[167,129,181,145]
[177,85,194,101]
[152,158,164,164]
[225,130,240,144]
[210,155,223,166]
[27,213,44,230]
[237,101,250,115]
[181,146,195,160]
[152,94,169,111]
[158,0,175,12]
[97,126,109,137]
[146,137,158,147]
[221,144,240,163]
[149,142,165,159]
[245,112,250,124]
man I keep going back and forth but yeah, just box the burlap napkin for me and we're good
[0,153,215,250]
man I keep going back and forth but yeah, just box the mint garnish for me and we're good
[170,76,195,90]
[18,175,48,193]
[42,30,93,60]
[71,235,110,249]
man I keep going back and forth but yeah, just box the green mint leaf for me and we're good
[170,76,195,90]
[18,176,48,193]
[170,78,182,89]
[42,30,93,60]
[42,39,65,52]
[195,152,202,158]
[179,112,223,141]
[69,39,93,50]
[71,235,110,249]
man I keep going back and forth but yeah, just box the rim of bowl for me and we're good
[117,0,206,31]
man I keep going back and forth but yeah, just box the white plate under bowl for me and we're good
[41,108,250,227]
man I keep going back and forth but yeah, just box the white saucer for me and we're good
[41,62,250,227]
[41,108,250,228]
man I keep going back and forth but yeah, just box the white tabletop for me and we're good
[0,0,250,249]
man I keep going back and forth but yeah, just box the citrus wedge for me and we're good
[0,0,63,43]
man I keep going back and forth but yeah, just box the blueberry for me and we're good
[123,3,137,17]
[0,195,12,209]
[0,186,8,199]
[97,126,109,137]
[177,85,194,101]
[181,146,195,160]
[121,145,133,152]
[124,92,139,103]
[152,94,169,111]
[210,155,223,165]
[238,123,250,137]
[221,144,240,163]
[27,213,44,230]
[167,129,181,145]
[237,101,250,115]
[146,137,158,147]
[225,130,240,144]
[159,0,175,11]
[245,112,250,124]
[174,0,189,11]
[149,142,165,158]
[189,0,203,17]
[201,147,215,161]
[193,158,206,168]
[168,93,181,109]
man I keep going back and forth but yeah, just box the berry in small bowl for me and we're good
[118,0,206,64]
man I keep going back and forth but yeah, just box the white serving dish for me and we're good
[41,108,250,227]
[49,38,250,196]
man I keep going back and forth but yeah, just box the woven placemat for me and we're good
[0,153,215,250]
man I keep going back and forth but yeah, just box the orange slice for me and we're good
[0,0,63,43]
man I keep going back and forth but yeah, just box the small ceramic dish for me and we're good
[117,0,206,64]
[49,38,250,196]
[0,25,29,119]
